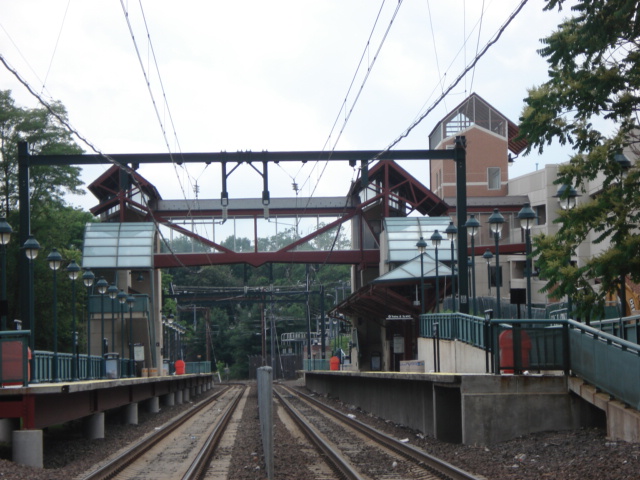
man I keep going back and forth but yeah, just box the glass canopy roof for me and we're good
[384,217,454,263]
[373,252,452,283]
[82,222,155,269]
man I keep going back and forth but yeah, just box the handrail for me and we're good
[420,313,640,411]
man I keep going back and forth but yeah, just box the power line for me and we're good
[381,0,529,155]
[0,52,187,266]
[120,1,216,265]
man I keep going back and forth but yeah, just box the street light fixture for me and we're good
[416,237,427,315]
[445,221,458,311]
[126,295,135,377]
[23,235,40,383]
[431,230,443,313]
[0,217,12,331]
[465,214,480,313]
[67,260,81,381]
[483,249,494,295]
[47,248,63,382]
[82,269,95,379]
[107,283,118,354]
[615,152,632,179]
[488,209,505,318]
[95,277,109,378]
[517,203,537,319]
[553,184,579,211]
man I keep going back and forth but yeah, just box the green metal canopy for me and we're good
[82,222,155,269]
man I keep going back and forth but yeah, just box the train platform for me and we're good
[0,373,215,467]
[303,370,605,445]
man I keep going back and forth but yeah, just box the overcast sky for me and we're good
[1,1,576,211]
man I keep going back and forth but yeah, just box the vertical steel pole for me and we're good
[454,137,469,314]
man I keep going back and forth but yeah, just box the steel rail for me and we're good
[79,386,232,480]
[181,385,246,480]
[279,385,482,480]
[274,388,365,480]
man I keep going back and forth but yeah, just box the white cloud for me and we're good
[1,0,577,210]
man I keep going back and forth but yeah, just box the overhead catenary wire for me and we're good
[40,0,71,96]
[120,0,215,262]
[379,0,529,156]
[0,52,188,268]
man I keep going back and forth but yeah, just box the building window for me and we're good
[535,205,546,225]
[488,167,501,190]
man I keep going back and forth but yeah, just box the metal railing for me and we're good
[185,361,211,374]
[569,319,640,410]
[420,313,640,411]
[303,358,330,371]
[32,351,128,382]
[420,313,487,349]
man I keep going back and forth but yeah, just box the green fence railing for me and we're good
[185,361,211,374]
[420,313,640,412]
[303,358,330,371]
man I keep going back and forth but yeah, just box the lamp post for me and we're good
[0,217,12,331]
[517,203,537,319]
[67,260,81,381]
[47,248,63,382]
[126,295,135,377]
[554,185,580,319]
[488,209,504,318]
[82,270,95,379]
[107,284,118,354]
[95,277,109,378]
[615,154,631,322]
[416,237,427,315]
[168,314,175,365]
[431,230,443,313]
[465,214,480,313]
[23,235,40,383]
[445,222,458,311]
[117,290,127,377]
[483,249,494,295]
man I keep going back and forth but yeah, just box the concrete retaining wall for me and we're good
[305,371,600,445]
[417,338,487,373]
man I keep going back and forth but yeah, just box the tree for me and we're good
[518,0,640,319]
[0,91,92,349]
[0,90,85,218]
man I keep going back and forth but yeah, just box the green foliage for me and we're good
[0,90,85,218]
[164,225,351,378]
[520,1,640,319]
[0,90,92,350]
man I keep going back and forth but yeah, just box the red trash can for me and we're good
[1,343,30,386]
[175,359,185,375]
[499,329,531,373]
[330,356,340,371]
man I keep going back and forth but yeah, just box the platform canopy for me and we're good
[384,217,454,263]
[82,222,156,269]
[372,253,452,284]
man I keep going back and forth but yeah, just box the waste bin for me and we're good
[1,342,30,386]
[175,359,185,375]
[104,353,120,379]
[330,356,340,371]
[499,329,531,373]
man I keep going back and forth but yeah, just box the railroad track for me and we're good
[275,384,484,480]
[79,384,246,480]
